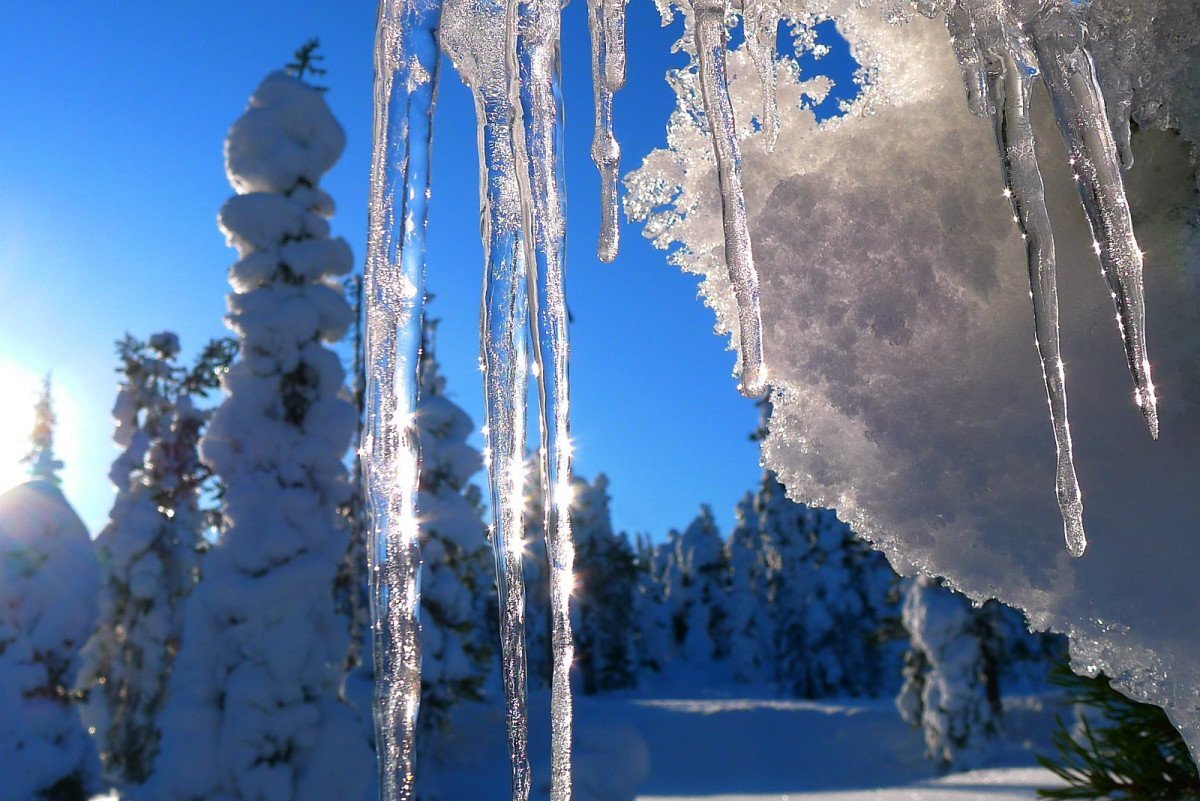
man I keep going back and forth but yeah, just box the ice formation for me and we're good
[627,0,1200,765]
[367,0,1200,794]
[365,1,441,797]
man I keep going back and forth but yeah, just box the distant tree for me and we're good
[149,68,372,800]
[674,505,729,662]
[1037,664,1200,800]
[725,493,774,683]
[631,533,672,672]
[0,415,100,800]
[572,475,638,693]
[78,333,231,785]
[413,317,494,731]
[21,375,64,486]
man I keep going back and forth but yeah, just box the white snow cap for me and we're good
[225,71,346,195]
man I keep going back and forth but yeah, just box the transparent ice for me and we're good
[364,1,442,798]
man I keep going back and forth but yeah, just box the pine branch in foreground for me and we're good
[1037,664,1200,800]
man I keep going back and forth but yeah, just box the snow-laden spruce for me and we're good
[78,334,230,786]
[897,575,1003,768]
[148,71,373,801]
[672,505,731,663]
[0,387,101,801]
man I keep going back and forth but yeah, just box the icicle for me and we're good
[691,0,768,397]
[983,30,1086,556]
[364,0,442,798]
[588,0,622,262]
[510,0,575,797]
[441,0,532,797]
[1028,2,1157,439]
[742,0,782,152]
[942,0,1158,555]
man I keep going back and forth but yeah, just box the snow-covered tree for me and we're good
[0,401,100,800]
[572,474,638,694]
[77,333,232,786]
[673,505,729,663]
[896,575,1003,769]
[413,318,494,730]
[725,493,774,684]
[148,68,372,801]
[21,375,64,486]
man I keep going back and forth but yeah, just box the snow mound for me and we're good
[0,480,100,800]
[627,0,1200,759]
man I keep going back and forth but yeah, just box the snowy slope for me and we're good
[430,687,1063,801]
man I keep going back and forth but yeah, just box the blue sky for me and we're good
[0,2,852,539]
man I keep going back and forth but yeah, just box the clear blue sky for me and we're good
[0,2,852,539]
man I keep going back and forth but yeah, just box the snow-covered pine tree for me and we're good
[674,505,730,663]
[413,317,494,731]
[896,575,1003,769]
[78,333,233,786]
[572,474,638,693]
[725,493,774,684]
[148,67,373,800]
[631,533,672,672]
[0,388,101,801]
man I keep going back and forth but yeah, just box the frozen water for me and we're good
[364,1,442,798]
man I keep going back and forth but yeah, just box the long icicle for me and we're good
[364,0,442,798]
[743,0,782,152]
[1029,1,1157,439]
[985,40,1087,556]
[587,0,622,262]
[691,0,768,397]
[510,0,576,798]
[441,0,532,797]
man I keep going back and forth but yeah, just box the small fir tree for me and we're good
[78,333,232,786]
[21,375,64,486]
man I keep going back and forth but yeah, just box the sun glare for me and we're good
[0,360,42,494]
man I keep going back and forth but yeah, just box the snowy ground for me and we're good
[431,673,1065,801]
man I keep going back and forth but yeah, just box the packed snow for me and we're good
[626,0,1200,763]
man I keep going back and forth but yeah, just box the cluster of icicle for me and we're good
[362,0,1157,797]
[363,0,772,797]
[889,0,1156,557]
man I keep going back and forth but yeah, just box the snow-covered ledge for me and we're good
[627,0,1200,758]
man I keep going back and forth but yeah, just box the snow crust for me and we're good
[626,0,1200,756]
